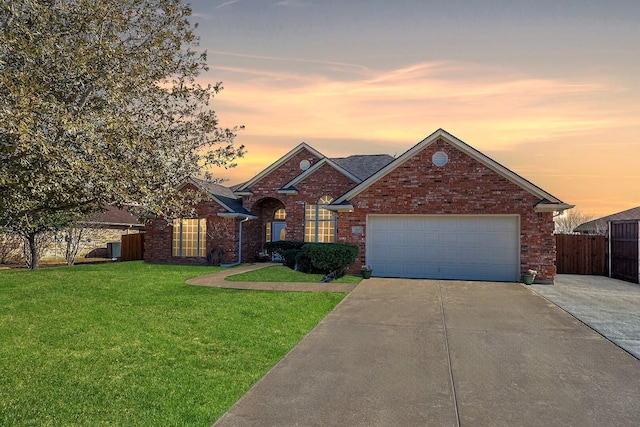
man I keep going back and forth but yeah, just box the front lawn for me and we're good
[0,262,346,426]
[226,265,362,284]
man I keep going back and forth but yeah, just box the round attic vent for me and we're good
[432,151,449,167]
[300,159,310,170]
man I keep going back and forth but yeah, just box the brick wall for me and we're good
[240,152,359,262]
[336,138,557,280]
[145,139,558,280]
[144,198,240,266]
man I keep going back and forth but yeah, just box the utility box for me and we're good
[107,242,122,259]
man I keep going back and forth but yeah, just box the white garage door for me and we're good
[367,215,520,281]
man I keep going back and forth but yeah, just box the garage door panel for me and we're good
[367,215,519,281]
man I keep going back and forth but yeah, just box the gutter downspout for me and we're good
[221,216,251,268]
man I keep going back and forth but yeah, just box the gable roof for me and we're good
[574,206,640,233]
[279,158,363,193]
[187,177,254,217]
[234,142,325,194]
[331,154,395,181]
[331,128,573,212]
[83,205,144,229]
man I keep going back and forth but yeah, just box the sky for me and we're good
[188,0,640,217]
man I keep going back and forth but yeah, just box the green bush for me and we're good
[294,250,313,273]
[302,243,358,275]
[280,249,301,269]
[263,241,305,257]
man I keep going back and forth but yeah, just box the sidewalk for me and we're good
[186,263,358,293]
[213,278,640,426]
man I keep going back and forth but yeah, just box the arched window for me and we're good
[304,195,336,242]
[274,209,286,220]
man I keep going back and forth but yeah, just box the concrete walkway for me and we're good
[213,279,640,426]
[185,263,358,292]
[531,274,640,359]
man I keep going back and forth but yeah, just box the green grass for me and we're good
[225,265,363,284]
[0,262,346,426]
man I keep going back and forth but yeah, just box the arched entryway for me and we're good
[243,197,286,262]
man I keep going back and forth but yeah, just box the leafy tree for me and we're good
[0,0,244,268]
[15,211,80,269]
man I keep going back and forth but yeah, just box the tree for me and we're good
[0,0,244,268]
[0,230,22,264]
[554,209,595,234]
[14,210,80,269]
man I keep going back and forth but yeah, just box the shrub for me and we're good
[302,243,358,276]
[294,250,313,273]
[280,249,301,269]
[263,241,305,257]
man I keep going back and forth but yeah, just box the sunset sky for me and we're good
[189,0,639,217]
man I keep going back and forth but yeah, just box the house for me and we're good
[574,206,640,235]
[144,129,573,282]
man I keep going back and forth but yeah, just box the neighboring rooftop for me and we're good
[84,205,144,229]
[574,206,640,234]
[331,154,395,181]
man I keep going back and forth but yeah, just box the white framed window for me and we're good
[305,195,336,243]
[172,218,206,257]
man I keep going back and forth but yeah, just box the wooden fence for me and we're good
[555,234,606,275]
[121,233,145,262]
[609,220,639,283]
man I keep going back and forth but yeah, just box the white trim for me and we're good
[324,203,354,212]
[277,189,299,195]
[217,213,258,220]
[333,129,569,209]
[282,158,362,189]
[535,203,575,213]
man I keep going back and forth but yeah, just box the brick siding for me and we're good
[337,138,556,280]
[145,139,558,281]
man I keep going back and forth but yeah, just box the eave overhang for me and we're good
[216,213,258,220]
[324,203,355,213]
[534,203,575,213]
[277,188,299,195]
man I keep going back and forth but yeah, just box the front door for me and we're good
[272,222,286,242]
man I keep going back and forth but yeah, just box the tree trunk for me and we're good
[28,233,39,270]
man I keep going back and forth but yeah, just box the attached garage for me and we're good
[367,215,520,281]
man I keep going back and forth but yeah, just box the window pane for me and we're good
[199,218,207,257]
[318,207,333,220]
[172,219,181,256]
[274,209,286,220]
[265,222,272,243]
[304,221,316,242]
[305,204,316,220]
[172,218,206,257]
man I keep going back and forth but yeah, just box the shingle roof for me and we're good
[574,206,640,233]
[190,177,252,215]
[84,205,144,229]
[331,154,395,180]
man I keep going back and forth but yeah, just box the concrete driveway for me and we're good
[530,274,640,359]
[213,278,640,427]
